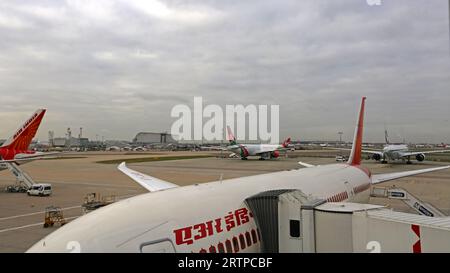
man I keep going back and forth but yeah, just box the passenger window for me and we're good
[208,245,216,253]
[217,243,225,253]
[225,240,232,253]
[245,232,252,246]
[239,234,246,249]
[232,237,239,252]
[251,229,257,244]
[290,220,300,238]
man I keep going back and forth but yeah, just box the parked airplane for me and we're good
[27,97,450,253]
[202,126,291,160]
[362,130,450,164]
[0,109,58,171]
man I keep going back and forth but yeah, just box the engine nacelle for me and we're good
[372,154,381,161]
[271,151,280,158]
[416,154,425,162]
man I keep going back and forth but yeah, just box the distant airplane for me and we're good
[362,130,450,164]
[0,109,58,171]
[202,126,291,160]
[28,97,450,253]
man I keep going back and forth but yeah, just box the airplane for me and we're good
[362,130,450,164]
[202,126,291,160]
[27,97,450,253]
[0,109,59,171]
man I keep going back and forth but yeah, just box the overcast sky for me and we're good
[0,0,449,143]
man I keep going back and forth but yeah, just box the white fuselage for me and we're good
[229,144,282,157]
[28,163,371,253]
[382,144,409,160]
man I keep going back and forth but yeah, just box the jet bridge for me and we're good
[245,189,450,253]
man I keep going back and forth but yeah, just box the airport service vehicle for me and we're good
[27,183,52,196]
[27,97,450,253]
[335,155,347,162]
[202,126,291,160]
[0,109,59,170]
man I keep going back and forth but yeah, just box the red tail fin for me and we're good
[347,97,366,166]
[1,109,46,151]
[282,137,291,148]
[226,126,236,143]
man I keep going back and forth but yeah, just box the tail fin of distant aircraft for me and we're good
[384,129,390,145]
[282,137,291,148]
[347,97,366,166]
[226,126,237,145]
[1,109,46,151]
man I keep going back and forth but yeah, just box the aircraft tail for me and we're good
[347,97,366,166]
[282,137,291,148]
[384,129,390,145]
[226,126,237,145]
[1,109,46,151]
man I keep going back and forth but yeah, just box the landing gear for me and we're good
[406,156,412,165]
[241,157,248,160]
[259,157,266,160]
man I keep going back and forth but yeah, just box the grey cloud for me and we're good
[0,0,449,142]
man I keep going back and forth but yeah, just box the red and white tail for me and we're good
[282,137,291,148]
[1,109,46,151]
[226,126,236,142]
[347,97,366,166]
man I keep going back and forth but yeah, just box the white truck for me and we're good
[27,183,52,196]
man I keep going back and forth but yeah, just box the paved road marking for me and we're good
[0,206,81,222]
[0,216,79,233]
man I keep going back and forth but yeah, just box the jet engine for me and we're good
[416,154,425,162]
[372,154,381,161]
[271,151,280,158]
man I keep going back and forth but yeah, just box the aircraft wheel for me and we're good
[406,161,413,165]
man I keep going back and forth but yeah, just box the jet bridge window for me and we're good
[290,220,301,238]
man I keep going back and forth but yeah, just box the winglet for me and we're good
[298,161,315,168]
[347,97,366,166]
[118,162,178,192]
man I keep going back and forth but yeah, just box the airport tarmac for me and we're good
[1,150,449,252]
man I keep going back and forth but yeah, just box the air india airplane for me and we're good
[27,97,450,253]
[202,126,291,160]
[0,109,57,171]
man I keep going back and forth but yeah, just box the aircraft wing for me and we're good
[327,147,383,156]
[371,165,450,184]
[398,150,450,158]
[1,152,63,162]
[362,150,383,156]
[118,162,178,192]
[200,146,228,151]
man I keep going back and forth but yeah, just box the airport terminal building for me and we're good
[132,132,177,145]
